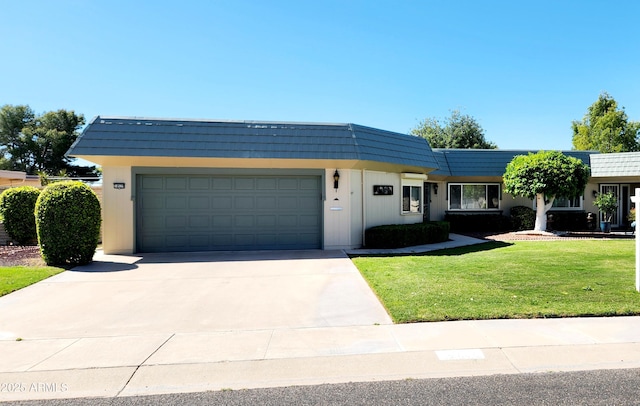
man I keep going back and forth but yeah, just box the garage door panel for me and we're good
[296,233,321,246]
[189,235,209,248]
[137,174,321,252]
[299,215,320,227]
[212,215,233,228]
[166,177,187,190]
[257,178,277,190]
[189,177,210,189]
[166,196,187,209]
[140,235,164,251]
[278,178,298,189]
[234,196,254,210]
[234,234,256,246]
[143,215,164,229]
[212,196,232,209]
[189,196,209,210]
[234,215,255,228]
[141,196,164,210]
[211,234,232,245]
[300,178,319,189]
[299,196,320,209]
[256,215,277,227]
[278,196,298,209]
[256,196,277,210]
[212,178,232,190]
[234,178,254,189]
[165,216,187,229]
[278,215,297,227]
[166,235,189,249]
[141,177,163,190]
[189,215,210,228]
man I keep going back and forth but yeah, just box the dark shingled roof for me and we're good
[68,116,440,170]
[430,149,594,177]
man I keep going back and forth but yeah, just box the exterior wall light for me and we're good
[333,170,340,191]
[433,184,438,195]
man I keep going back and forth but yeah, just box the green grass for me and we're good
[353,240,640,323]
[0,266,64,297]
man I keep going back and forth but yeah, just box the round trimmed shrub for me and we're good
[0,186,41,245]
[35,181,101,267]
[510,206,535,231]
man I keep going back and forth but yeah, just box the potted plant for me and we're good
[593,192,618,233]
[629,208,636,233]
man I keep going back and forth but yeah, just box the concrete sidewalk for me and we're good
[1,317,639,401]
[1,235,639,402]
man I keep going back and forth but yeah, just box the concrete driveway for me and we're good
[0,250,391,340]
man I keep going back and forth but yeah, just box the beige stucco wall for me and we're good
[101,166,135,254]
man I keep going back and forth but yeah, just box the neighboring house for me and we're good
[0,170,41,189]
[66,116,639,254]
[589,152,640,228]
[0,171,40,245]
[425,149,598,226]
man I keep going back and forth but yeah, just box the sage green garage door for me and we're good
[136,175,322,252]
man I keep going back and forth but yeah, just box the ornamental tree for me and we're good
[503,151,590,231]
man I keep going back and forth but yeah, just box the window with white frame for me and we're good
[401,181,422,214]
[551,195,582,209]
[448,183,500,210]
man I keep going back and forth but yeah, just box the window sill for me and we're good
[445,210,503,215]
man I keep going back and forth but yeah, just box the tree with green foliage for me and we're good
[411,110,497,149]
[0,105,98,177]
[503,151,590,231]
[571,92,640,153]
[0,186,41,245]
[35,181,101,267]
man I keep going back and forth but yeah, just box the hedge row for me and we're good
[446,207,593,233]
[365,221,450,249]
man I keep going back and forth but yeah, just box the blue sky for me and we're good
[1,0,638,151]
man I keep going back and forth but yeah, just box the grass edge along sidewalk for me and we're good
[353,240,640,323]
[0,266,64,297]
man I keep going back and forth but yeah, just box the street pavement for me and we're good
[0,234,639,402]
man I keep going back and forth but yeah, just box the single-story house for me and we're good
[67,116,639,254]
[0,170,41,189]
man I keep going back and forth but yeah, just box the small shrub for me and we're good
[510,206,535,231]
[0,186,41,245]
[35,181,101,267]
[365,221,450,249]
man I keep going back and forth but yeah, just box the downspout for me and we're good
[361,169,366,248]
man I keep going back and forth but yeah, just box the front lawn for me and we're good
[352,240,640,323]
[0,266,64,297]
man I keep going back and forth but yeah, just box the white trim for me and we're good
[401,173,428,180]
